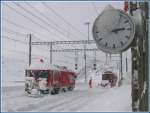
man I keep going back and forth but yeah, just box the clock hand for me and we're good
[113,14,121,29]
[111,28,125,33]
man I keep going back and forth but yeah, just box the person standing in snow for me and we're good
[89,77,92,88]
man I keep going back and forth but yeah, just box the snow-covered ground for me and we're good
[1,52,132,112]
[2,81,131,112]
[1,54,132,112]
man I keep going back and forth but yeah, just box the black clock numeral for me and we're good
[105,42,108,47]
[113,44,115,48]
[124,20,129,23]
[126,28,131,30]
[120,41,124,46]
[96,31,99,33]
[98,38,103,42]
[125,36,129,39]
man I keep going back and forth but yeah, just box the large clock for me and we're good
[92,8,135,54]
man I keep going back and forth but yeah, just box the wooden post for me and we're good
[130,1,148,111]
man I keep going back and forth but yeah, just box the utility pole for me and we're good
[109,54,111,62]
[118,52,123,86]
[84,45,87,82]
[106,53,108,65]
[50,42,53,64]
[75,49,78,70]
[85,22,90,41]
[126,57,128,72]
[84,22,90,82]
[120,52,123,80]
[93,50,96,70]
[29,34,32,66]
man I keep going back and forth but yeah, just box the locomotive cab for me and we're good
[25,70,49,95]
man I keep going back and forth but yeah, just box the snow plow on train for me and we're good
[25,63,77,96]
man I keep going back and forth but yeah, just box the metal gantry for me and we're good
[49,48,98,52]
[32,40,96,65]
[29,38,96,65]
[29,36,97,82]
[32,40,95,45]
[29,36,124,84]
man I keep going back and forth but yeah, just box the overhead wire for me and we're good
[2,17,47,42]
[22,2,77,49]
[2,35,49,52]
[4,3,76,50]
[2,2,96,66]
[2,19,75,59]
[42,2,87,39]
[4,49,50,60]
[25,2,81,41]
[4,3,72,56]
[2,27,27,37]
[12,2,73,41]
[42,2,88,50]
[2,27,44,42]
[4,3,59,39]
[2,35,75,61]
[23,3,77,48]
[2,28,51,52]
[2,35,28,44]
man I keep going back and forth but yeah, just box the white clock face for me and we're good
[93,9,135,54]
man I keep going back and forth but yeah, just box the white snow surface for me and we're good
[2,82,131,112]
[2,55,132,112]
[27,61,71,71]
[27,62,57,70]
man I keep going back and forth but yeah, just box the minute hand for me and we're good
[111,28,125,32]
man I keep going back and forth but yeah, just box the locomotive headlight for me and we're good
[31,89,39,95]
[39,78,47,90]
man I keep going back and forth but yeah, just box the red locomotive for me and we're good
[25,63,76,96]
[101,71,118,87]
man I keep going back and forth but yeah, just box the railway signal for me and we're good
[75,64,78,70]
[93,63,96,70]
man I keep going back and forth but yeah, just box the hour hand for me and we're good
[111,28,125,33]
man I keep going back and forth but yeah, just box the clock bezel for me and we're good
[92,9,135,54]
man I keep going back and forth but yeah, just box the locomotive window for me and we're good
[25,70,31,77]
[26,70,49,78]
[102,74,111,80]
[38,71,49,78]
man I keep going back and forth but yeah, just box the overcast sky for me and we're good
[2,1,126,70]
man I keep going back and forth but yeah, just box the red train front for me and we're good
[101,71,118,87]
[25,63,76,96]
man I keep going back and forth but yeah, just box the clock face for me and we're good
[93,9,135,54]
